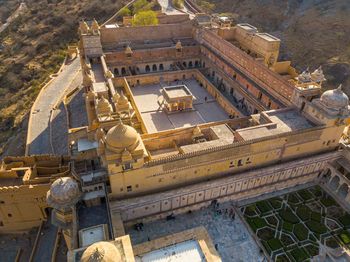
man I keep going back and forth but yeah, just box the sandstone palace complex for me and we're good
[1,10,350,262]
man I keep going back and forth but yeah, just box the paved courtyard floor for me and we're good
[131,78,230,133]
[126,201,266,262]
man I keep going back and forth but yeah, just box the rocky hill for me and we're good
[200,0,350,92]
[0,0,127,156]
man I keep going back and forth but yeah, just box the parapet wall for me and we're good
[100,22,193,45]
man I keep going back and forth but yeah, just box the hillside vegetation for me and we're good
[0,0,127,156]
[198,0,350,92]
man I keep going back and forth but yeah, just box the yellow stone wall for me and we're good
[107,121,344,199]
[0,184,50,233]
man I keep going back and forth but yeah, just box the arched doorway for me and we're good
[114,68,119,76]
[159,64,164,71]
[152,64,157,71]
[121,67,126,75]
[189,61,193,68]
[145,65,150,72]
[338,183,349,199]
[329,175,340,191]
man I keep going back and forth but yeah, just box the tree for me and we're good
[132,10,158,26]
[119,7,131,17]
[133,0,150,14]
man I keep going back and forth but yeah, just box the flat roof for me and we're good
[131,79,229,133]
[237,23,257,32]
[135,240,205,262]
[256,33,280,42]
[236,109,315,140]
[163,85,192,100]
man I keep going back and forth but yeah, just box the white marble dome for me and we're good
[46,177,81,209]
[320,85,349,110]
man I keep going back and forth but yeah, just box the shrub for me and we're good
[306,221,327,235]
[266,215,278,227]
[276,255,290,262]
[296,206,311,221]
[244,205,256,217]
[280,208,299,224]
[267,238,283,251]
[246,217,266,232]
[269,198,282,209]
[298,189,313,201]
[283,221,294,232]
[133,0,150,13]
[326,237,340,248]
[304,244,319,257]
[290,248,309,262]
[310,212,322,222]
[294,223,308,241]
[172,0,184,9]
[257,227,275,241]
[281,234,295,246]
[339,230,350,245]
[321,196,337,207]
[288,193,300,204]
[256,201,272,214]
[119,7,131,17]
[339,214,350,227]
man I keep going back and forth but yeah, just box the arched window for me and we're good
[145,65,150,72]
[121,67,126,75]
[189,61,193,68]
[195,61,199,67]
[159,64,164,71]
[183,62,187,68]
[152,64,157,71]
[114,68,119,76]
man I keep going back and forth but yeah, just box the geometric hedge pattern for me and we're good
[242,186,350,262]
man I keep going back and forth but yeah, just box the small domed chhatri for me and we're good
[46,177,81,210]
[320,84,349,110]
[81,241,122,262]
[105,119,140,153]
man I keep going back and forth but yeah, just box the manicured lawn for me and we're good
[298,189,313,201]
[296,206,311,221]
[256,201,272,214]
[267,238,283,251]
[306,220,327,235]
[305,244,319,257]
[280,208,299,224]
[246,217,267,232]
[320,196,337,207]
[290,248,309,262]
[310,212,322,222]
[243,186,350,261]
[282,221,294,232]
[294,223,308,241]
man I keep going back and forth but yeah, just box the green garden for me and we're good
[242,186,350,262]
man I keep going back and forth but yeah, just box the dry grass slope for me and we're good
[0,0,127,156]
